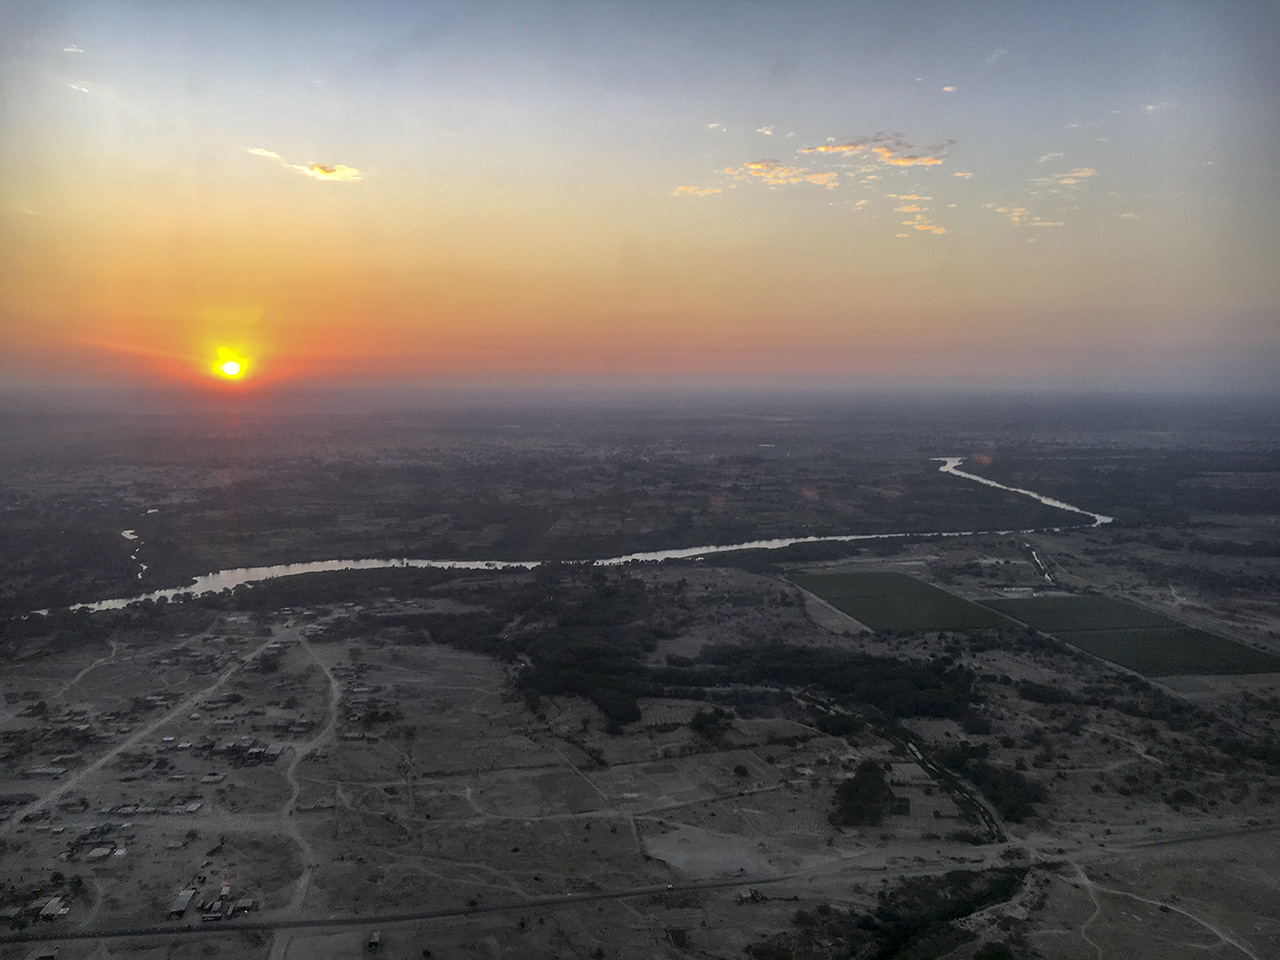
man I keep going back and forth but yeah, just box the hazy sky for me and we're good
[2,1,1277,393]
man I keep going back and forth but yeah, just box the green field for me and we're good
[792,572,1016,632]
[985,596,1280,676]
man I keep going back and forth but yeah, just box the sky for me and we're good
[2,0,1278,395]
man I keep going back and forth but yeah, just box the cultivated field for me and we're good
[985,596,1280,676]
[791,572,1015,632]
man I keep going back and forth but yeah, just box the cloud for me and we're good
[986,47,1008,64]
[67,82,90,93]
[942,85,956,93]
[901,213,946,234]
[1053,167,1096,185]
[248,146,362,182]
[301,162,361,182]
[882,151,943,166]
[63,44,84,53]
[756,126,773,136]
[1037,152,1063,163]
[798,134,950,168]
[995,205,1063,228]
[721,158,841,190]
[1117,212,1139,219]
[995,205,1030,223]
[897,204,923,212]
[673,185,721,197]
[953,171,973,178]
[707,122,721,129]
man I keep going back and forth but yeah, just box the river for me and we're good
[61,457,1111,614]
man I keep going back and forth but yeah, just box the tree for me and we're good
[830,760,894,827]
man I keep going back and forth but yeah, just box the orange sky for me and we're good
[2,2,1277,393]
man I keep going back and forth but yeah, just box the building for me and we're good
[168,889,196,919]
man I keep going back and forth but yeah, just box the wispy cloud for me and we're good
[953,171,973,178]
[248,147,362,182]
[720,159,842,190]
[1037,152,1063,163]
[756,126,773,136]
[673,185,721,197]
[1054,167,1096,185]
[799,135,950,170]
[63,44,84,53]
[67,82,90,94]
[992,204,1064,227]
[986,47,1008,64]
[901,212,946,235]
[942,85,956,93]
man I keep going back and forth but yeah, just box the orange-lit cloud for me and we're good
[673,185,721,196]
[995,205,1030,222]
[880,150,944,166]
[727,160,818,186]
[798,134,949,169]
[1054,167,1096,185]
[248,146,362,182]
[302,162,361,181]
[901,213,946,234]
[953,171,973,178]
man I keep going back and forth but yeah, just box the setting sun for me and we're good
[212,347,249,380]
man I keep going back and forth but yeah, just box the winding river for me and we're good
[61,457,1111,614]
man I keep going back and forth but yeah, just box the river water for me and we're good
[63,457,1111,614]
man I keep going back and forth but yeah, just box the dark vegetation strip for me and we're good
[746,867,1028,960]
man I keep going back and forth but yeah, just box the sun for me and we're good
[212,347,249,380]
